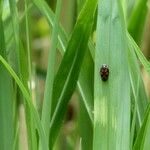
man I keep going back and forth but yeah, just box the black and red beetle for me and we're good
[100,64,109,81]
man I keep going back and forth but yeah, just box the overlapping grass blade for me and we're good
[8,1,36,149]
[128,0,148,44]
[127,33,148,147]
[0,55,48,150]
[33,0,94,123]
[128,34,148,126]
[0,2,14,149]
[94,0,130,149]
[49,0,97,148]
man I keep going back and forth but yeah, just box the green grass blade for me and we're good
[49,0,97,148]
[25,0,32,92]
[0,55,48,150]
[130,103,137,149]
[128,34,148,126]
[23,1,38,149]
[133,104,150,150]
[78,46,94,150]
[128,34,150,74]
[78,49,94,123]
[93,0,130,149]
[4,0,94,125]
[0,3,14,149]
[128,35,148,148]
[78,96,93,150]
[8,0,20,73]
[128,0,148,44]
[33,0,94,123]
[77,0,86,14]
[41,0,62,142]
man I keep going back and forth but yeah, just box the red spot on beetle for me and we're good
[100,64,109,81]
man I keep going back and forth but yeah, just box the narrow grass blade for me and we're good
[21,1,38,149]
[0,55,48,150]
[130,103,137,149]
[78,96,93,150]
[49,0,97,148]
[128,0,148,44]
[127,34,148,148]
[94,0,130,149]
[128,34,148,127]
[41,0,62,143]
[0,3,14,149]
[24,0,32,92]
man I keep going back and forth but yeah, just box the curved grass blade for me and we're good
[8,0,37,149]
[4,0,94,125]
[94,0,130,149]
[49,0,98,148]
[0,55,48,150]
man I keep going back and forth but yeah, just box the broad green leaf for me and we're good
[49,0,97,148]
[94,0,130,149]
[128,0,148,44]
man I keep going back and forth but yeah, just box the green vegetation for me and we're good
[0,0,150,149]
